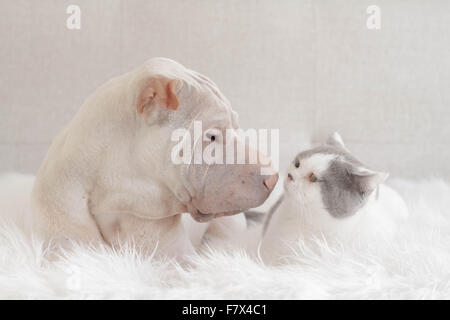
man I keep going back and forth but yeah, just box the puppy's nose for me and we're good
[263,173,279,191]
[287,173,293,181]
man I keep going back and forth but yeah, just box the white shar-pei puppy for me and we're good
[31,58,278,259]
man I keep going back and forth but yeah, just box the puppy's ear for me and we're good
[137,77,179,114]
[348,166,389,195]
[326,132,346,149]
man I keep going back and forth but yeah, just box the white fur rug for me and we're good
[0,172,450,299]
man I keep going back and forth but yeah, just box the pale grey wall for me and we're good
[1,0,449,179]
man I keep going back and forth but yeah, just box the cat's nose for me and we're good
[287,173,294,181]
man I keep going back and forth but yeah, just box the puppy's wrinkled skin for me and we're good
[31,58,278,258]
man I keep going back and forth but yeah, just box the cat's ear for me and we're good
[348,167,389,195]
[326,132,346,149]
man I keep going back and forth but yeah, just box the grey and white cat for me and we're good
[261,132,408,261]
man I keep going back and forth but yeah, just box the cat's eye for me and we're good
[309,173,318,183]
[294,159,300,168]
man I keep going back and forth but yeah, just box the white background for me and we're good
[1,0,449,178]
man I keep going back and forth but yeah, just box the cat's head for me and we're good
[284,132,389,219]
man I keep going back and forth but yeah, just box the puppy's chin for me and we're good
[189,210,216,222]
[188,207,242,223]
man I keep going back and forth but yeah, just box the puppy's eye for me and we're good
[206,133,216,142]
[295,159,300,168]
[309,173,318,183]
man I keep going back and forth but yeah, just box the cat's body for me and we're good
[261,133,408,262]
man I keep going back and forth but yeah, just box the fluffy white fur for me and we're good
[1,172,450,299]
